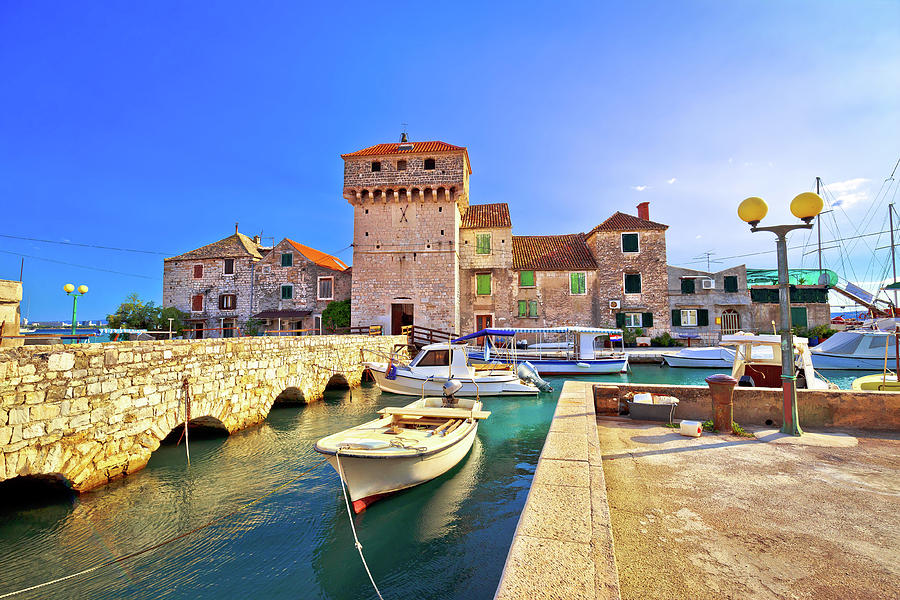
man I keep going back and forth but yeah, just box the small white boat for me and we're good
[364,342,539,397]
[315,384,489,513]
[722,333,836,390]
[661,346,736,368]
[811,328,900,370]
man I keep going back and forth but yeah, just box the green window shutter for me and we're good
[615,312,626,327]
[642,312,653,327]
[697,309,709,326]
[681,278,695,294]
[621,233,639,252]
[475,233,491,254]
[281,253,293,267]
[624,273,641,294]
[519,270,535,287]
[570,272,585,294]
[724,276,738,293]
[281,285,293,300]
[476,273,492,295]
[518,300,526,317]
[671,310,681,326]
[790,307,808,328]
[528,300,538,317]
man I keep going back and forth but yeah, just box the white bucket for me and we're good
[680,420,703,437]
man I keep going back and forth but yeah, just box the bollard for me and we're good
[705,374,738,433]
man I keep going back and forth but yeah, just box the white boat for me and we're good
[722,333,835,390]
[661,346,736,368]
[363,342,540,397]
[810,328,900,370]
[315,387,489,513]
[456,327,629,375]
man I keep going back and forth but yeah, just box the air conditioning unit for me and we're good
[609,299,621,309]
[702,279,715,290]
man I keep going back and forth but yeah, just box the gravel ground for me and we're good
[598,418,899,600]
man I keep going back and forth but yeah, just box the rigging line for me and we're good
[0,459,328,599]
[0,249,157,280]
[0,234,173,256]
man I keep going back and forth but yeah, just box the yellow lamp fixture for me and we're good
[737,196,768,226]
[77,285,89,294]
[63,283,75,293]
[790,192,824,223]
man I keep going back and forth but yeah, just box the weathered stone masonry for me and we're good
[0,335,404,492]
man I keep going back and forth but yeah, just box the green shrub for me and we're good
[622,327,644,346]
[322,299,351,331]
[651,332,682,347]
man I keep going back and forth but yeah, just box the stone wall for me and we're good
[593,382,900,431]
[750,302,831,331]
[459,225,514,332]
[0,279,22,348]
[163,256,257,334]
[0,334,405,492]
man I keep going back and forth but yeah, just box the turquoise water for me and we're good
[0,366,867,599]
[600,363,862,390]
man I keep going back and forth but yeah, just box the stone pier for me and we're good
[0,334,404,492]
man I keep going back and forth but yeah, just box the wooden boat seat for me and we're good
[379,406,491,420]
[472,363,513,371]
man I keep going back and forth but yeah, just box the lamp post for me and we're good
[63,284,89,337]
[737,192,823,436]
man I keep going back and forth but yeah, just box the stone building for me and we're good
[342,137,671,336]
[668,264,752,343]
[750,285,831,331]
[163,228,349,337]
[0,279,22,347]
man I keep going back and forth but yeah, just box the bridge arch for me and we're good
[0,474,75,510]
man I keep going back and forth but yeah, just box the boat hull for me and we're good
[811,353,892,370]
[661,349,735,369]
[468,353,627,375]
[366,363,537,396]
[323,424,479,511]
[851,374,900,391]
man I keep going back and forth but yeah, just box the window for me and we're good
[681,278,695,294]
[193,265,203,279]
[621,233,639,253]
[191,294,203,312]
[624,273,642,294]
[624,313,643,328]
[224,258,234,275]
[518,300,527,317]
[371,161,381,172]
[397,160,407,171]
[519,270,535,287]
[222,319,236,338]
[672,309,708,327]
[281,253,293,267]
[476,273,492,296]
[417,349,450,366]
[724,275,739,293]
[318,277,334,300]
[219,294,236,310]
[475,233,491,255]
[424,158,435,170]
[681,309,698,326]
[281,285,293,300]
[570,272,586,295]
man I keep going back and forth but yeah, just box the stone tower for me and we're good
[342,138,471,334]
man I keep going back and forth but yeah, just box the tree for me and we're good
[107,293,188,333]
[322,299,351,332]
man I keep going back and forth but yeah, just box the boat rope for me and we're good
[334,449,386,600]
[0,459,328,599]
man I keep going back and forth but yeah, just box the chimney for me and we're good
[400,131,408,143]
[253,235,261,245]
[637,202,650,221]
[234,222,239,235]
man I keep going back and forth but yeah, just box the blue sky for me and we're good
[1,1,898,321]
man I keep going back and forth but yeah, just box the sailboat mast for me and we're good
[890,204,897,310]
[816,177,823,275]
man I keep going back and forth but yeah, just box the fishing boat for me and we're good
[363,342,542,397]
[851,326,900,390]
[722,333,835,389]
[661,346,736,368]
[454,327,628,375]
[315,380,489,513]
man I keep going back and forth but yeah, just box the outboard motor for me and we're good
[442,379,462,407]
[516,361,553,392]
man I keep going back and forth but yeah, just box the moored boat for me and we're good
[722,333,836,390]
[315,382,490,513]
[811,328,900,370]
[661,346,736,368]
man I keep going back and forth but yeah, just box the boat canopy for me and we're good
[453,326,622,343]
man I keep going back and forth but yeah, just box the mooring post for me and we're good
[181,377,191,466]
[706,374,738,433]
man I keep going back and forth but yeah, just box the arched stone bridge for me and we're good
[0,334,405,493]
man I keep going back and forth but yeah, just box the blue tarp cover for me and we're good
[452,328,517,342]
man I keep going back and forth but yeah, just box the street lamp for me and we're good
[63,283,89,336]
[737,192,823,436]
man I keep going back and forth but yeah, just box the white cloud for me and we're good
[825,178,870,209]
[667,178,677,184]
[631,185,648,192]
[695,234,702,239]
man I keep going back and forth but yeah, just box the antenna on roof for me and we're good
[400,123,408,143]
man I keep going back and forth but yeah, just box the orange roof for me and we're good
[512,234,597,271]
[341,141,472,174]
[461,203,512,229]
[589,211,668,233]
[286,240,349,272]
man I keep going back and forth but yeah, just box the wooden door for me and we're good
[391,303,414,335]
[475,314,493,345]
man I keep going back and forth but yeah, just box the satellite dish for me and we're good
[818,272,830,286]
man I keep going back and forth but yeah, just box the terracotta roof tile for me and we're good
[341,140,472,174]
[461,203,512,229]
[589,211,668,234]
[512,234,597,271]
[165,232,264,262]
[286,239,349,272]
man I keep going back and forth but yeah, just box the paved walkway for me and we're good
[599,418,900,600]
